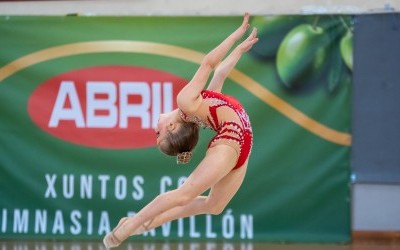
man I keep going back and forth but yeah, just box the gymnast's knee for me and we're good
[205,199,227,215]
[169,189,197,207]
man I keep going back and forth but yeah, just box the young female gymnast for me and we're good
[103,13,258,248]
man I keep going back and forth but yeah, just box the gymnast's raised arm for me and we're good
[207,27,258,93]
[177,13,253,112]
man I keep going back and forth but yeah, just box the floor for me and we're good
[1,240,400,250]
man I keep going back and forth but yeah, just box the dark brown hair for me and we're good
[159,122,199,156]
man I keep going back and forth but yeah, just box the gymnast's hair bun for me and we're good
[177,151,192,164]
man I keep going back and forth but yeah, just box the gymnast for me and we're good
[104,12,258,248]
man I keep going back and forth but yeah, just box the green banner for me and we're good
[0,15,352,242]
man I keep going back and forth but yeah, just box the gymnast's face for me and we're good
[155,111,179,145]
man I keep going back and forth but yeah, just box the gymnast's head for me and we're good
[155,110,199,164]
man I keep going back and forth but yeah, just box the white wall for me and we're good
[0,0,398,16]
[1,0,399,232]
[352,184,400,231]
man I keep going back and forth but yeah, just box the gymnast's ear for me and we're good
[167,122,177,131]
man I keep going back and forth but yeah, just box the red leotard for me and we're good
[180,90,253,170]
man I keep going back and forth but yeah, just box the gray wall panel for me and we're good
[352,13,400,183]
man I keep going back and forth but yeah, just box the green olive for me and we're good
[250,16,304,59]
[340,30,353,70]
[277,24,330,88]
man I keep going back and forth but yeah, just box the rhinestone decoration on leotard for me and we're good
[180,90,253,170]
[179,110,210,129]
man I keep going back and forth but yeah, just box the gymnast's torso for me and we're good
[180,90,253,170]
